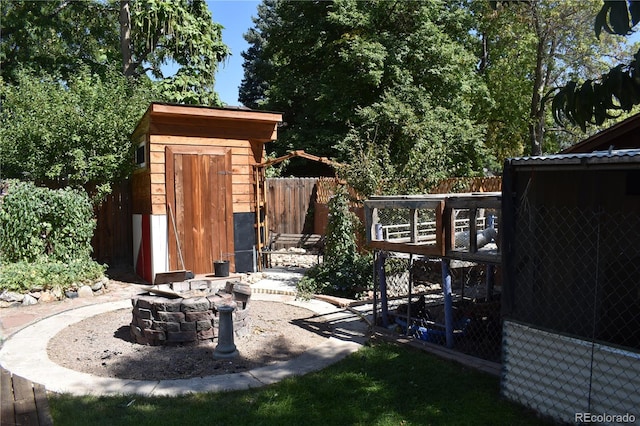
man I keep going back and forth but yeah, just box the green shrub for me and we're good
[298,187,373,300]
[0,180,96,263]
[323,186,359,264]
[0,259,106,293]
[297,255,373,300]
[0,180,104,294]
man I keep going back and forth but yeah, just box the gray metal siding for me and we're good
[502,320,640,424]
[590,344,640,417]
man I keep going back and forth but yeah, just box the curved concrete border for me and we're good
[0,297,368,396]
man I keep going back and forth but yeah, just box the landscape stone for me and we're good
[181,297,210,312]
[39,291,57,303]
[1,291,24,302]
[77,285,94,298]
[22,294,38,306]
[90,281,104,292]
[180,321,196,331]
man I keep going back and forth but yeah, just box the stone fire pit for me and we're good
[130,280,251,346]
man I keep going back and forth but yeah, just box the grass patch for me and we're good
[49,342,548,425]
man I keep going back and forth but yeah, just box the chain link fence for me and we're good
[374,253,502,363]
[501,205,640,423]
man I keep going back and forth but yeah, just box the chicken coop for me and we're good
[500,149,640,422]
[364,192,502,362]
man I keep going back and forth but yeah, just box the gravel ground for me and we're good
[47,300,332,381]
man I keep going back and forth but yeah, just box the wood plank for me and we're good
[233,182,253,195]
[150,151,165,164]
[150,183,165,195]
[250,140,266,163]
[1,369,15,426]
[232,174,252,185]
[149,143,166,152]
[150,103,282,123]
[231,167,251,177]
[149,162,164,174]
[231,164,251,175]
[231,147,251,155]
[224,151,236,271]
[150,135,252,148]
[33,383,53,426]
[12,375,38,426]
[149,172,165,184]
[367,240,444,257]
[151,121,277,142]
[131,170,151,214]
[233,202,253,213]
[151,202,166,215]
[158,144,228,156]
[163,146,176,269]
[233,193,253,204]
[14,399,39,426]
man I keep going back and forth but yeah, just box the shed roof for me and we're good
[132,102,283,143]
[561,113,640,153]
[146,102,283,123]
[507,148,640,169]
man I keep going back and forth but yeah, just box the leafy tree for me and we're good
[0,1,119,84]
[239,0,278,109]
[1,0,229,105]
[119,0,229,105]
[552,0,640,131]
[482,0,635,157]
[241,0,489,192]
[0,68,156,198]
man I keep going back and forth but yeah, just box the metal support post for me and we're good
[441,259,454,349]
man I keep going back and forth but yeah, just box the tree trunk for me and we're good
[119,0,134,77]
[529,38,545,156]
[529,5,545,157]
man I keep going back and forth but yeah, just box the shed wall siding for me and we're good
[502,320,640,423]
[148,135,261,215]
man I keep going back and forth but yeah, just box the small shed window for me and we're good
[135,142,146,168]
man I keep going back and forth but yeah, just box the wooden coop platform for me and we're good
[364,192,501,263]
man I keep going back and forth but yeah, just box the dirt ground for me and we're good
[46,299,332,381]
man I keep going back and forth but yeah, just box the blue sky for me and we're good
[208,0,260,106]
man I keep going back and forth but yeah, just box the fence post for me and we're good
[441,259,454,348]
[375,224,389,327]
[486,213,495,300]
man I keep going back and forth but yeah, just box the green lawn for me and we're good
[49,342,549,426]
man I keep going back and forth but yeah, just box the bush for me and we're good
[0,180,96,263]
[297,255,373,300]
[298,187,372,300]
[0,259,106,293]
[0,180,105,293]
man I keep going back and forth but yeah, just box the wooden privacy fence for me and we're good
[430,177,502,194]
[266,177,318,234]
[266,177,362,236]
[92,181,132,267]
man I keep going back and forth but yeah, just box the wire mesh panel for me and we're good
[374,253,503,362]
[502,206,640,423]
[364,196,445,257]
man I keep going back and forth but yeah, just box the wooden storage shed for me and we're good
[130,103,282,283]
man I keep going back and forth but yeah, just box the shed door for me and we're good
[166,146,234,274]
